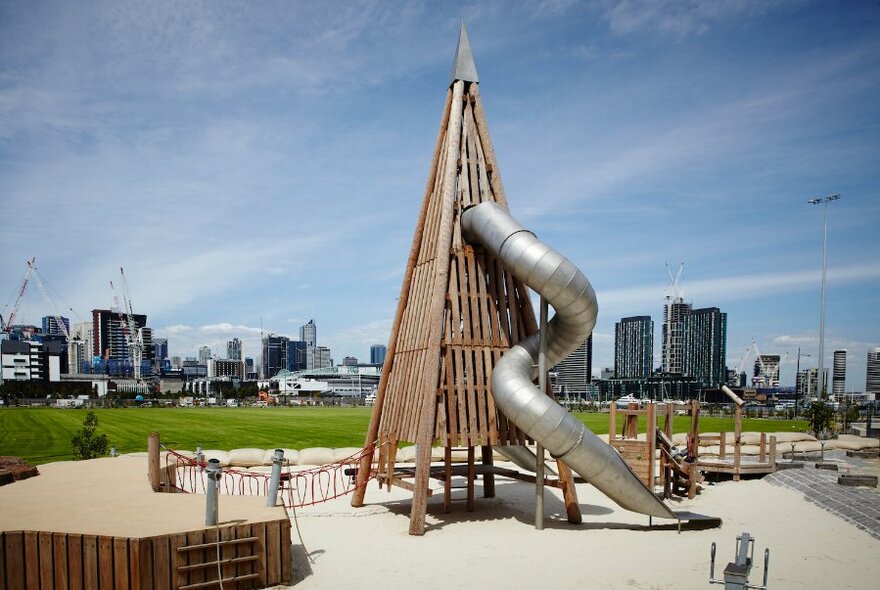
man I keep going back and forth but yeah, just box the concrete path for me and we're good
[766,450,880,540]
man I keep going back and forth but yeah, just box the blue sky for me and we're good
[1,1,878,389]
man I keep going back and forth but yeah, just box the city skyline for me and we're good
[1,2,878,388]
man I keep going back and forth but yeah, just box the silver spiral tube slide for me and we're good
[461,202,675,519]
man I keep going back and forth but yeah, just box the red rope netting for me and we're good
[162,445,380,508]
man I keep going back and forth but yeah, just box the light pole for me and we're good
[807,194,840,400]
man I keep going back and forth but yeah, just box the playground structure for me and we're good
[351,24,714,535]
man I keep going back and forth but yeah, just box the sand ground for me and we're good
[2,456,877,589]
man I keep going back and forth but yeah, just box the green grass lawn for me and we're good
[0,407,809,465]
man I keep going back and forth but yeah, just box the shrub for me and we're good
[71,411,109,460]
[804,401,835,437]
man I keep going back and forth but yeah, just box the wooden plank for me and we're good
[185,531,204,588]
[96,537,113,590]
[280,520,292,585]
[265,521,281,587]
[352,90,452,507]
[152,535,170,590]
[169,533,187,590]
[256,522,268,588]
[470,85,510,208]
[219,527,235,587]
[38,532,54,589]
[236,524,254,585]
[0,533,6,590]
[133,538,152,590]
[113,537,129,590]
[53,533,69,590]
[466,446,476,512]
[81,535,98,590]
[67,535,83,590]
[4,532,25,590]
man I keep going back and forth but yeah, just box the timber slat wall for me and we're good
[375,81,534,458]
[0,520,290,590]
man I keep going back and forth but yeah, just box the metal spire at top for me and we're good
[450,21,479,85]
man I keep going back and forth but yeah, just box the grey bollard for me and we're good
[110,447,118,457]
[205,459,222,526]
[196,446,204,471]
[267,449,285,507]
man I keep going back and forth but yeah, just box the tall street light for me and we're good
[807,193,841,400]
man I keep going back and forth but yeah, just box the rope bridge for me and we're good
[162,445,380,508]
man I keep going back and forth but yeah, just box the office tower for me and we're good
[286,340,307,372]
[370,344,387,365]
[614,316,653,378]
[342,356,358,366]
[227,338,242,360]
[314,346,332,369]
[683,307,727,388]
[832,349,846,397]
[198,346,212,364]
[753,355,781,388]
[244,357,255,376]
[797,368,827,398]
[261,335,288,378]
[866,348,880,395]
[661,300,691,374]
[553,336,592,396]
[154,338,168,360]
[300,320,317,348]
[42,316,70,339]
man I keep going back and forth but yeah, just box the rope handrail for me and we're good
[161,444,382,508]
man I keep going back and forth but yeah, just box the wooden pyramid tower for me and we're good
[352,24,581,535]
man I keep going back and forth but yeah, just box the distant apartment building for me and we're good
[342,356,358,366]
[832,349,846,397]
[683,307,727,388]
[553,336,592,396]
[154,338,168,361]
[207,358,244,379]
[370,344,387,365]
[866,348,880,395]
[91,309,154,373]
[42,315,70,339]
[614,315,653,378]
[227,338,242,361]
[753,355,781,388]
[661,300,690,375]
[797,368,827,398]
[198,346,212,364]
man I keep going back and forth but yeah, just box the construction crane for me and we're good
[27,259,72,341]
[1,257,36,335]
[110,267,144,381]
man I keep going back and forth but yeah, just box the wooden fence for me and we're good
[0,520,291,590]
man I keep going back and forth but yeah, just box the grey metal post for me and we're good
[535,296,548,530]
[205,458,222,526]
[196,446,204,472]
[266,449,285,507]
[110,446,117,457]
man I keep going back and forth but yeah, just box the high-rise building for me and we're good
[207,358,244,379]
[342,356,358,366]
[41,316,70,339]
[614,316,653,378]
[553,336,592,396]
[370,344,387,366]
[832,349,846,397]
[198,346,212,364]
[683,307,727,388]
[227,338,242,361]
[91,309,151,365]
[661,301,691,375]
[866,348,880,395]
[154,338,168,360]
[797,368,827,398]
[300,319,318,369]
[314,345,332,369]
[286,340,307,372]
[261,335,288,378]
[753,355,781,388]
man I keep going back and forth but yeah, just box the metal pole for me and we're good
[535,296,548,530]
[205,459,222,526]
[817,201,829,399]
[266,449,285,507]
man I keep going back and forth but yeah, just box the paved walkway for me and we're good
[766,450,880,540]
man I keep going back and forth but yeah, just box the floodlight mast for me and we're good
[807,194,841,399]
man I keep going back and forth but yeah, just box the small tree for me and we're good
[804,400,835,438]
[71,411,109,460]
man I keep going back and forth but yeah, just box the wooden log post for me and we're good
[734,405,742,481]
[148,432,160,492]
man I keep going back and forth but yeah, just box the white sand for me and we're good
[2,457,877,589]
[288,470,879,589]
